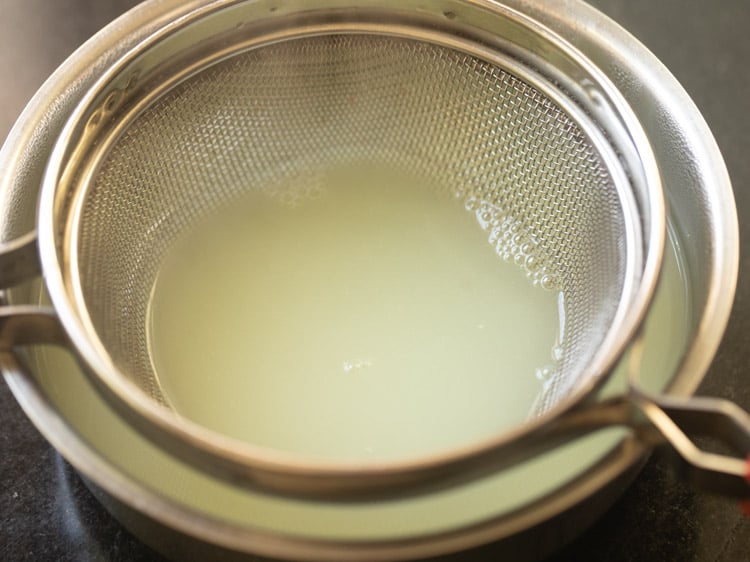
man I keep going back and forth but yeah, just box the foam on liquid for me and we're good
[147,166,561,461]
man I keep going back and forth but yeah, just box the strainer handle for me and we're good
[0,231,41,288]
[0,306,66,349]
[624,334,750,499]
[0,231,67,348]
[635,392,750,499]
[421,394,750,503]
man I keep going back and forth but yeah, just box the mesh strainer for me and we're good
[1,0,748,500]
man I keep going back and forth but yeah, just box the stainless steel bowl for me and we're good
[0,1,738,560]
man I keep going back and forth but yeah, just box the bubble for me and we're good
[488,228,501,245]
[342,359,372,374]
[540,275,555,291]
[535,366,553,382]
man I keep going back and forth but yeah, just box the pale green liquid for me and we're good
[27,221,690,542]
[147,167,560,461]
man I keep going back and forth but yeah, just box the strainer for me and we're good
[0,0,747,500]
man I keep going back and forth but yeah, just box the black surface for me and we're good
[1,1,749,560]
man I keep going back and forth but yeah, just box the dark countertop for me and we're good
[1,1,749,560]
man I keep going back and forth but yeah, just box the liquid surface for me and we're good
[28,227,690,541]
[147,167,560,460]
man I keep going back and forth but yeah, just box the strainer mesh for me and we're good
[74,34,626,415]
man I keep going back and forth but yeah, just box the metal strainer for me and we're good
[78,33,633,414]
[1,0,748,500]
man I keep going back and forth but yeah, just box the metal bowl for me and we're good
[0,1,737,560]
